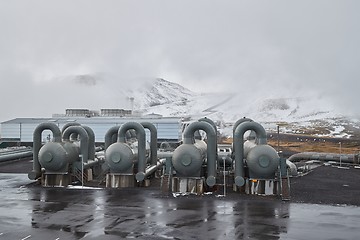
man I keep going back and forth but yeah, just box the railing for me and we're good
[73,168,88,184]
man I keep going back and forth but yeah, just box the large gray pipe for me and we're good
[118,122,146,182]
[105,126,120,150]
[287,152,359,164]
[233,117,253,134]
[199,117,218,154]
[61,122,81,141]
[141,122,158,166]
[82,125,95,160]
[62,126,89,163]
[0,148,33,162]
[233,121,267,186]
[29,122,62,180]
[232,117,253,149]
[183,121,217,187]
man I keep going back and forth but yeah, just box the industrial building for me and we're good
[0,112,183,144]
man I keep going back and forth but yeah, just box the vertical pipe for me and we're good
[82,125,95,160]
[29,122,62,180]
[19,123,22,144]
[118,122,146,182]
[183,121,217,187]
[141,122,158,166]
[105,126,120,150]
[233,121,267,187]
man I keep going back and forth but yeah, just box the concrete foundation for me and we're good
[172,177,205,195]
[106,173,135,188]
[42,173,71,187]
[245,179,279,195]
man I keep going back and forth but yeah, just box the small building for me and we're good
[100,109,132,117]
[1,116,183,144]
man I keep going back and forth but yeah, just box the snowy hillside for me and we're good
[48,75,360,139]
[132,79,360,138]
[128,78,195,109]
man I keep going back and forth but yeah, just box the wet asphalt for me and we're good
[0,172,359,240]
[1,159,360,239]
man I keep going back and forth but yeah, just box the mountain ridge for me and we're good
[132,78,360,138]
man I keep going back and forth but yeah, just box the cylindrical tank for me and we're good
[172,140,207,177]
[38,142,79,172]
[246,145,279,179]
[105,142,136,173]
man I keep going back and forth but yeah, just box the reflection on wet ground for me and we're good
[0,174,359,239]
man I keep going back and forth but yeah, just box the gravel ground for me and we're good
[290,165,360,206]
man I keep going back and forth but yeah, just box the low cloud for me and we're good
[0,0,359,122]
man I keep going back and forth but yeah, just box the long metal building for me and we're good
[1,116,183,144]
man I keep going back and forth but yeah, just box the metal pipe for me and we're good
[286,159,298,176]
[83,159,103,169]
[233,121,267,186]
[118,122,146,182]
[82,125,95,160]
[287,152,358,164]
[232,117,253,149]
[0,147,32,156]
[141,122,158,166]
[62,126,89,163]
[157,151,173,159]
[198,117,218,155]
[0,149,33,162]
[29,122,62,180]
[61,122,81,141]
[144,159,166,178]
[183,121,217,187]
[105,126,120,150]
[232,117,253,135]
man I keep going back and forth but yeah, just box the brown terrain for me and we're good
[222,133,360,156]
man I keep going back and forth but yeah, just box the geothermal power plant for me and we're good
[1,109,360,239]
[21,116,289,198]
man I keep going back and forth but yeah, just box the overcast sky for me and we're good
[1,0,359,122]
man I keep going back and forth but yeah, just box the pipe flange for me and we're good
[258,155,270,168]
[206,176,216,187]
[235,176,245,187]
[181,155,192,166]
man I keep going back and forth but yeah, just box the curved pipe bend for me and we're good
[105,126,120,150]
[29,122,62,180]
[62,126,89,163]
[183,121,217,187]
[233,117,254,134]
[286,160,298,176]
[141,122,158,166]
[198,117,218,154]
[118,122,146,182]
[62,122,81,141]
[233,121,267,187]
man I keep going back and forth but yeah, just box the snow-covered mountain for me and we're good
[48,75,360,138]
[129,78,195,109]
[131,78,360,138]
